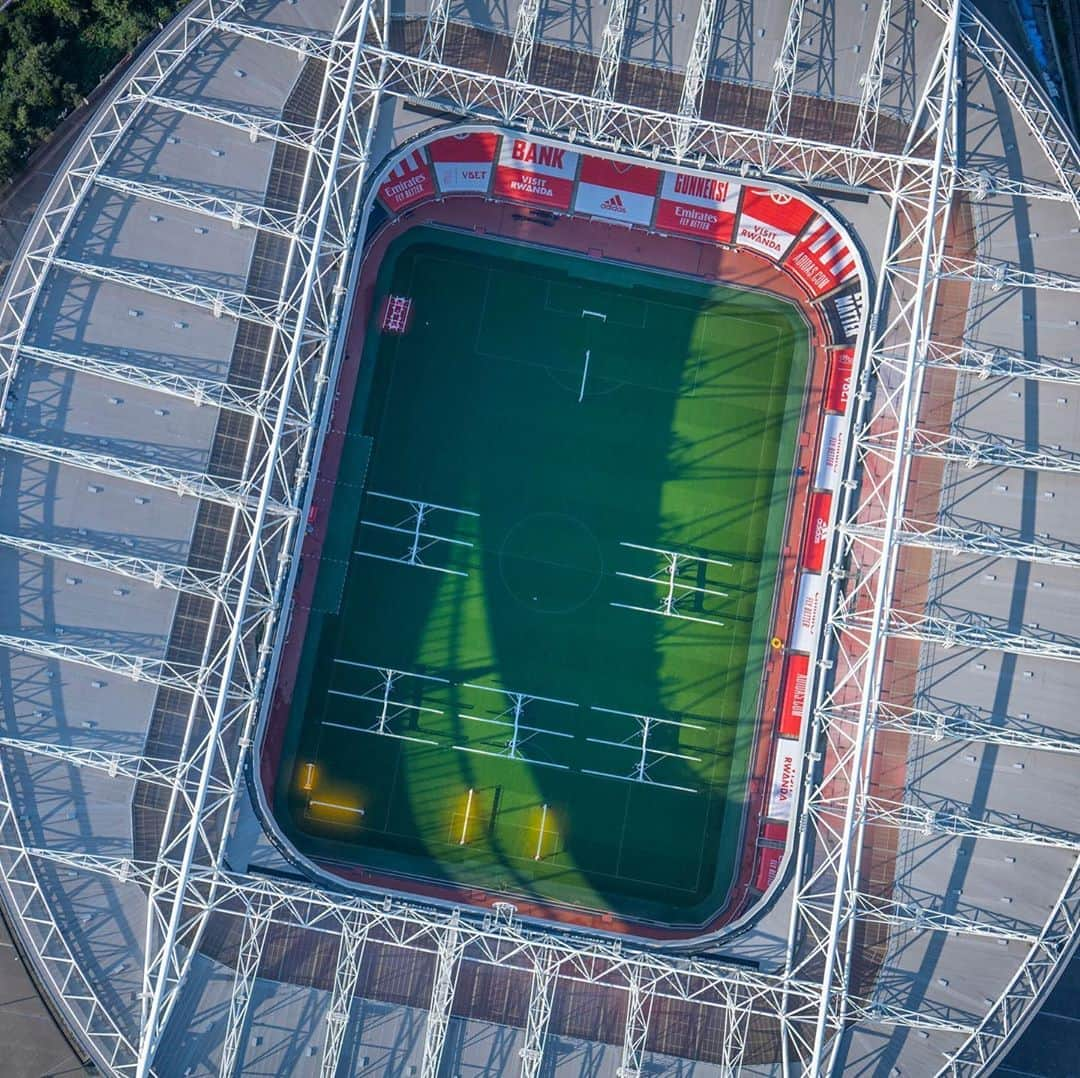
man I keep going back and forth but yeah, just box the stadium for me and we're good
[0,0,1075,1072]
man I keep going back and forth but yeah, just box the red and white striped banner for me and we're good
[792,572,824,654]
[801,490,832,573]
[428,131,498,193]
[814,413,846,492]
[824,348,855,415]
[493,136,579,210]
[779,653,810,739]
[573,155,660,224]
[785,215,860,297]
[767,739,803,821]
[735,187,815,260]
[654,170,741,242]
[377,147,436,213]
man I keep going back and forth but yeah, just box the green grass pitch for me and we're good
[275,226,809,924]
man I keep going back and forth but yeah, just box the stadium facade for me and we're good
[0,0,1076,1073]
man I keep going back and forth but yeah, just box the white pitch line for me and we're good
[578,348,591,403]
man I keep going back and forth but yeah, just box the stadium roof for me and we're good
[0,0,1077,1074]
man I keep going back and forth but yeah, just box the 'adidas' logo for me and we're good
[600,193,626,213]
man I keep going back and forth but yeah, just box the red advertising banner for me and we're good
[574,155,660,224]
[824,348,855,415]
[755,846,784,891]
[654,170,742,242]
[767,739,803,821]
[801,490,832,574]
[779,653,810,739]
[377,147,436,213]
[785,214,860,297]
[428,131,498,193]
[493,136,578,210]
[761,819,789,844]
[735,187,815,260]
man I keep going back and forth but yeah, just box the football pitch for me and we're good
[275,226,809,924]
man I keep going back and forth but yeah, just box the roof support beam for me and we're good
[138,93,323,153]
[720,988,751,1076]
[617,961,651,1078]
[764,0,807,137]
[420,0,453,64]
[839,608,1080,662]
[853,0,893,149]
[320,912,370,1078]
[849,795,1080,853]
[827,700,1080,756]
[50,256,286,333]
[0,432,288,516]
[0,530,260,608]
[85,172,309,244]
[519,958,558,1078]
[211,17,336,59]
[0,632,209,697]
[902,428,1080,475]
[923,340,1080,386]
[506,0,542,82]
[593,0,631,100]
[11,343,281,421]
[218,896,274,1078]
[679,0,720,119]
[845,519,1080,568]
[854,893,1039,945]
[0,735,230,795]
[933,257,1080,292]
[420,913,465,1078]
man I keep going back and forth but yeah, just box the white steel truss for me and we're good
[765,0,807,138]
[0,0,1078,1074]
[420,913,465,1078]
[846,518,1080,568]
[0,530,264,609]
[854,0,893,149]
[420,0,452,64]
[519,957,558,1078]
[320,912,370,1078]
[593,0,631,101]
[218,894,274,1078]
[506,0,542,83]
[9,343,287,422]
[679,0,720,120]
[0,432,288,515]
[923,340,1080,386]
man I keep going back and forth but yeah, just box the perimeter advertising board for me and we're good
[428,131,498,193]
[801,491,833,573]
[736,188,815,260]
[825,348,855,415]
[573,155,660,224]
[815,413,846,492]
[792,572,825,654]
[377,147,436,213]
[654,170,741,242]
[779,653,810,739]
[767,739,804,821]
[493,136,579,210]
[785,215,860,297]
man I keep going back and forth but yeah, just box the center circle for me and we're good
[498,512,604,614]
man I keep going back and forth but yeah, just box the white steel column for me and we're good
[593,0,631,100]
[320,912,370,1078]
[420,913,465,1078]
[616,961,651,1078]
[519,957,558,1077]
[764,0,807,137]
[420,0,453,63]
[507,0,543,82]
[854,0,893,149]
[218,896,273,1078]
[679,0,720,119]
